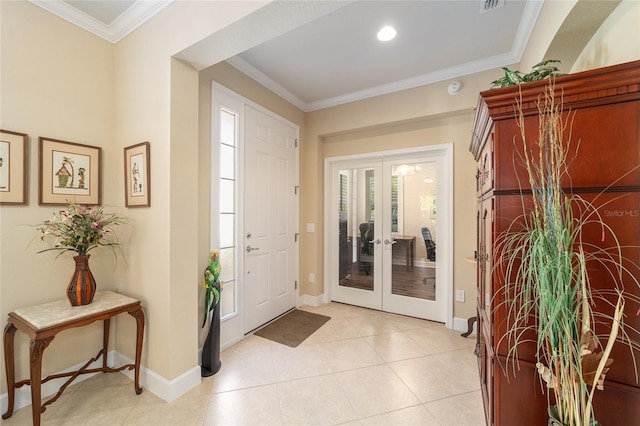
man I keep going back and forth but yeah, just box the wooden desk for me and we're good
[2,291,144,426]
[393,235,416,270]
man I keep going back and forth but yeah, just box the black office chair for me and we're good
[421,227,436,261]
[421,227,436,285]
[359,222,374,274]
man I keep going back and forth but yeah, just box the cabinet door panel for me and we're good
[592,384,640,425]
[494,356,547,426]
[492,195,538,360]
[477,321,493,426]
[578,191,640,386]
[477,132,494,196]
[495,101,640,191]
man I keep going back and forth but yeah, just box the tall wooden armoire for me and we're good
[469,60,640,425]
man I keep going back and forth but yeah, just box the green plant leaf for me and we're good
[489,60,564,89]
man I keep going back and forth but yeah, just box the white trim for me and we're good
[211,83,244,348]
[453,316,477,336]
[225,2,543,112]
[299,293,325,308]
[28,0,173,43]
[443,144,454,329]
[211,82,300,346]
[324,144,454,328]
[0,350,201,413]
[227,57,307,112]
[117,353,201,403]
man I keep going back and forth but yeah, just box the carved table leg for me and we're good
[129,308,145,394]
[461,316,477,338]
[30,336,54,426]
[103,318,111,370]
[2,323,17,419]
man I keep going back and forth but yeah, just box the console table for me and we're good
[2,291,145,426]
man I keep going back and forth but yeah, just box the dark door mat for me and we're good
[254,309,331,347]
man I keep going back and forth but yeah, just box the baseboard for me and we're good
[0,350,117,414]
[297,297,475,336]
[453,316,477,336]
[116,352,201,402]
[0,351,202,414]
[299,293,324,307]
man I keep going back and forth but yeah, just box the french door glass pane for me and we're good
[390,162,436,301]
[338,168,375,292]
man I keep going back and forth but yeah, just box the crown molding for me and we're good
[227,56,308,111]
[29,0,173,43]
[227,0,542,112]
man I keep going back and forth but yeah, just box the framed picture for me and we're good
[0,130,29,205]
[430,190,437,219]
[39,137,101,205]
[124,142,150,207]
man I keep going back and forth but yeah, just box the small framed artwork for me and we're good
[124,142,150,207]
[0,129,29,205]
[430,190,437,219]
[39,137,101,205]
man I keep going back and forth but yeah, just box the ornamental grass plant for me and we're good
[495,83,640,425]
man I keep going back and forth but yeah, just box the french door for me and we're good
[327,148,451,323]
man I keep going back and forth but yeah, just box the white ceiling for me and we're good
[29,0,543,111]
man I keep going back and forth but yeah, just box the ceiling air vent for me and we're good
[480,0,505,13]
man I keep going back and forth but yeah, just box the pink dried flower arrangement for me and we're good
[36,201,126,257]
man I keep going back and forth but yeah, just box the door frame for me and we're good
[323,144,454,328]
[211,82,300,349]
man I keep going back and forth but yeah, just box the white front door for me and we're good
[244,105,298,333]
[327,147,452,324]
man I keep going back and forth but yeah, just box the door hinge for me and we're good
[295,138,298,147]
[295,233,299,242]
[295,280,298,290]
[295,185,300,194]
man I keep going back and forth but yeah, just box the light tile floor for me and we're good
[3,302,484,425]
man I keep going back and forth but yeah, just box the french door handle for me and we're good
[383,239,397,245]
[369,239,382,245]
[246,245,260,253]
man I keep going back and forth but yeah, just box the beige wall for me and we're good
[572,0,640,72]
[110,0,268,388]
[0,0,268,397]
[0,0,117,388]
[1,0,638,402]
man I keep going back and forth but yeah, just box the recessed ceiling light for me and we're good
[377,26,396,42]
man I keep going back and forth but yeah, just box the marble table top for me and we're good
[11,291,139,330]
